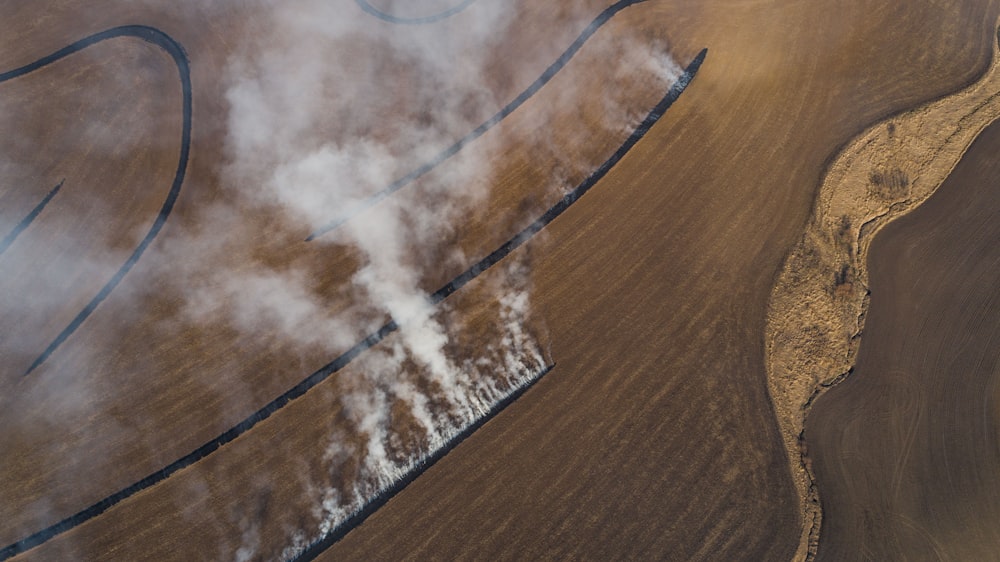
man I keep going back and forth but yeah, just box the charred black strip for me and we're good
[292,363,555,561]
[307,0,652,241]
[354,0,478,25]
[0,179,64,257]
[293,48,707,559]
[0,25,192,376]
[0,43,704,562]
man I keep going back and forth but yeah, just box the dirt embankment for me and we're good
[765,23,1000,562]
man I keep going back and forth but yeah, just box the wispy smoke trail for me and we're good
[209,1,686,558]
[0,0,685,559]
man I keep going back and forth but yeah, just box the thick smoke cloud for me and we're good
[206,2,550,557]
[0,0,685,559]
[192,0,685,557]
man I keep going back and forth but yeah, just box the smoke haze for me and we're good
[0,0,685,558]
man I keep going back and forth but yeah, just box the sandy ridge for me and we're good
[765,23,1000,562]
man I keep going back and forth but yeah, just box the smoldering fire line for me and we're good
[0,47,705,561]
[354,0,479,25]
[305,0,652,241]
[0,26,193,377]
[291,363,556,561]
[0,179,64,258]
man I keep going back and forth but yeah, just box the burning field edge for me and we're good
[289,363,555,561]
[0,42,706,561]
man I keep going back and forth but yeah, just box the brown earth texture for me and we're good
[1,0,999,560]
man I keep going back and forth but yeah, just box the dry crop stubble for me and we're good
[2,0,999,559]
[0,0,685,558]
[0,33,185,533]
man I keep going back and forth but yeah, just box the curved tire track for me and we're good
[308,0,651,240]
[0,45,706,561]
[354,0,478,25]
[0,26,192,376]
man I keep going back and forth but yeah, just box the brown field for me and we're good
[1,0,998,560]
[805,117,1000,561]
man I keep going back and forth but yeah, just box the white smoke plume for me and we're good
[206,1,688,558]
[0,0,686,558]
[200,2,548,558]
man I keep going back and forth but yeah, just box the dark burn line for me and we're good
[0,179,64,257]
[432,52,706,304]
[293,49,705,556]
[354,0,478,25]
[292,363,556,562]
[0,26,192,376]
[0,46,704,561]
[307,0,650,241]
